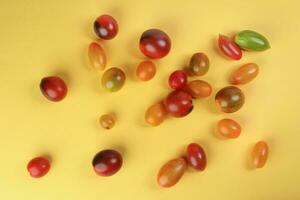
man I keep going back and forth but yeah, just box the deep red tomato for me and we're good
[168,70,188,90]
[139,29,171,59]
[40,76,67,101]
[163,90,193,117]
[186,143,207,171]
[94,15,118,40]
[92,149,123,176]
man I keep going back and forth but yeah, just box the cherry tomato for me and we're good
[145,102,166,126]
[218,34,242,60]
[94,15,118,40]
[164,90,193,117]
[252,141,269,168]
[139,29,171,59]
[40,76,67,102]
[186,53,209,76]
[92,149,123,176]
[157,158,187,188]
[136,60,156,81]
[27,157,51,178]
[186,143,207,171]
[185,80,212,99]
[168,70,188,90]
[217,118,241,138]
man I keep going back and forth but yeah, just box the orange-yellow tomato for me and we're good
[230,63,259,85]
[88,42,107,70]
[252,141,269,168]
[157,158,187,188]
[186,80,212,99]
[217,118,241,138]
[136,60,156,81]
[145,102,166,126]
[99,114,115,130]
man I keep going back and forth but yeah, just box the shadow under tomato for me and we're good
[127,33,144,59]
[201,92,220,115]
[245,143,255,170]
[122,60,138,82]
[82,16,97,40]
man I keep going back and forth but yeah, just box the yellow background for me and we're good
[0,0,299,199]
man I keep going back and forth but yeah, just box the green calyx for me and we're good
[235,30,270,51]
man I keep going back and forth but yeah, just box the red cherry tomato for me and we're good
[168,70,188,90]
[27,157,51,178]
[40,76,67,102]
[94,15,118,40]
[186,143,207,171]
[218,34,242,60]
[92,149,123,176]
[164,90,193,117]
[139,29,171,59]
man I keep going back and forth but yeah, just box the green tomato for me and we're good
[102,67,126,92]
[235,30,270,51]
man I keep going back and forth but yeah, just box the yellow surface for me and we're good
[0,0,299,199]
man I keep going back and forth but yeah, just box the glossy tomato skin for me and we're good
[139,29,171,59]
[186,143,207,171]
[136,60,156,81]
[235,30,270,51]
[94,15,118,40]
[101,67,126,92]
[186,53,209,76]
[168,70,188,90]
[163,90,193,118]
[40,76,68,102]
[217,118,241,138]
[218,34,242,60]
[27,157,51,178]
[145,102,167,126]
[215,86,245,113]
[99,114,115,130]
[92,149,123,176]
[185,80,212,99]
[88,42,107,70]
[229,63,259,85]
[252,141,269,168]
[157,158,187,188]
